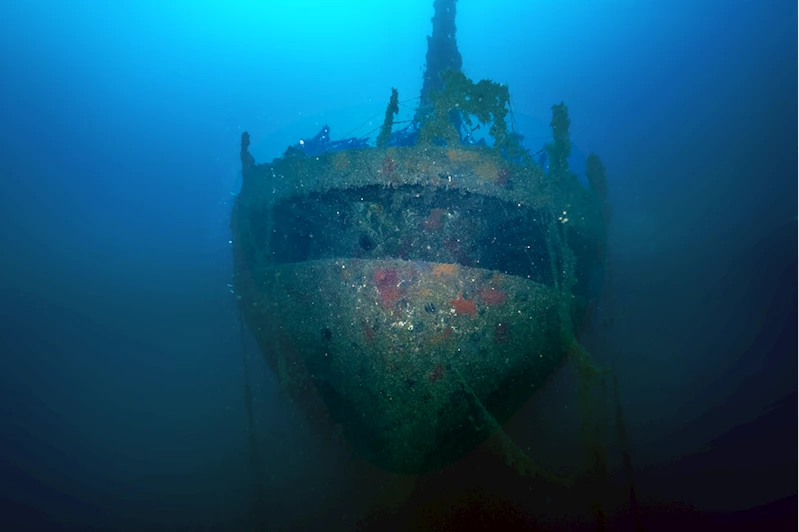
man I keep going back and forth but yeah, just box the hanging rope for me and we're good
[452,366,569,487]
[239,310,264,514]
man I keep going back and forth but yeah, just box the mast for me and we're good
[419,0,462,109]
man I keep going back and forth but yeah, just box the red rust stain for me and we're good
[450,295,477,317]
[373,268,402,308]
[380,286,401,308]
[478,287,507,306]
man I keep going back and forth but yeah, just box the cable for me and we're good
[239,310,264,517]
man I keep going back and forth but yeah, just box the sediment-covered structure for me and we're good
[231,0,610,475]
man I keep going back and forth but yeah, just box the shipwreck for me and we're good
[230,0,611,477]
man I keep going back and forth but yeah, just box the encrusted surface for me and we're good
[241,145,606,260]
[240,258,567,472]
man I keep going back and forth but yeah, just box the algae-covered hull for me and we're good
[231,140,607,473]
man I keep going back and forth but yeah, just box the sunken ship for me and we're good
[230,0,610,475]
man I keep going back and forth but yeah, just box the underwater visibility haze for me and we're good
[0,0,795,530]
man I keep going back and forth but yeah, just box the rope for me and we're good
[239,310,264,516]
[612,362,645,531]
[452,366,568,486]
[343,96,421,139]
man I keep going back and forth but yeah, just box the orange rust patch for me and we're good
[488,272,503,285]
[446,149,479,163]
[474,160,500,181]
[433,263,458,279]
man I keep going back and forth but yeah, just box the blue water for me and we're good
[0,1,795,530]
